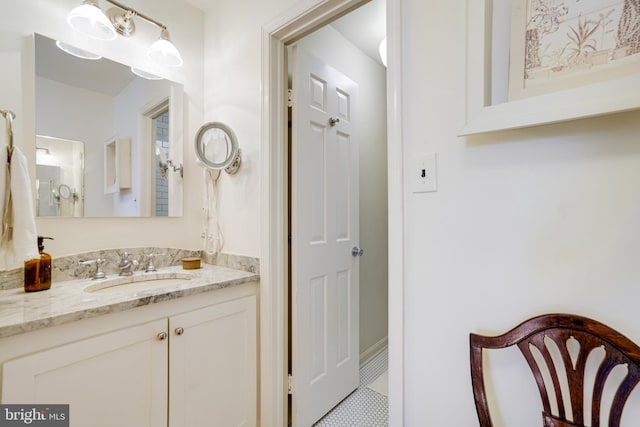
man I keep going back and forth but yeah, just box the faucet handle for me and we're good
[120,252,139,265]
[79,258,107,280]
[144,252,166,273]
[144,252,165,272]
[118,252,139,276]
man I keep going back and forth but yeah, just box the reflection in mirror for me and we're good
[153,108,170,216]
[36,135,84,217]
[34,33,184,217]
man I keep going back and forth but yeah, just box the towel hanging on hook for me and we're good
[0,110,39,269]
[1,109,16,246]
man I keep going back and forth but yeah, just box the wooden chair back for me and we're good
[470,314,640,427]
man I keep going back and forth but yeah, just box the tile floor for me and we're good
[313,348,388,427]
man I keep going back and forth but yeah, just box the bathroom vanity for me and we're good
[0,263,258,427]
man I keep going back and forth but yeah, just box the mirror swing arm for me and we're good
[159,158,183,178]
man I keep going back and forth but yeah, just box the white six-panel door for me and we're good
[290,44,360,427]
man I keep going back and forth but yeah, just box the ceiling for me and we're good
[330,0,386,67]
[35,34,135,97]
[182,0,387,67]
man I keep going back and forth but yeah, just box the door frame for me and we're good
[260,0,405,426]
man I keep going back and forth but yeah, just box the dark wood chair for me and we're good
[470,313,640,427]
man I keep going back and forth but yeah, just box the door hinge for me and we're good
[288,374,293,395]
[287,89,293,108]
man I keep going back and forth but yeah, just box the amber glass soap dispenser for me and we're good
[24,236,54,292]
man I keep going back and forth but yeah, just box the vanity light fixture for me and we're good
[67,0,117,41]
[147,29,183,67]
[67,0,183,67]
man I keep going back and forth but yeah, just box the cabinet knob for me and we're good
[157,332,168,341]
[175,327,184,336]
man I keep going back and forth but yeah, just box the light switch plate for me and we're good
[411,152,437,193]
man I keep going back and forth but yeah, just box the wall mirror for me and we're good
[34,33,184,217]
[36,135,84,217]
[459,0,640,136]
[194,122,242,174]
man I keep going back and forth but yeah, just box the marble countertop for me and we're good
[0,264,259,339]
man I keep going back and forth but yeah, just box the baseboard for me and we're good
[360,335,388,366]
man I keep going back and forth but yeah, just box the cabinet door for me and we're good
[2,319,168,427]
[169,295,257,427]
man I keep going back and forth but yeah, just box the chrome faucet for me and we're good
[118,252,139,276]
[79,258,107,280]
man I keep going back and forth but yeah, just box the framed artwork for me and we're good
[509,0,640,101]
[459,0,640,136]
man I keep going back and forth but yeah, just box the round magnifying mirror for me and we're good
[58,184,72,200]
[194,122,241,174]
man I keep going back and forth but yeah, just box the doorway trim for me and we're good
[260,0,405,425]
[140,99,170,217]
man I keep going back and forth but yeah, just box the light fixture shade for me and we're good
[56,40,102,60]
[379,36,387,68]
[67,0,117,41]
[131,67,163,80]
[148,29,183,67]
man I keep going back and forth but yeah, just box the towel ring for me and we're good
[194,122,241,175]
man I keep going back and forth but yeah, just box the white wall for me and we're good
[35,76,115,216]
[113,80,142,217]
[296,25,389,359]
[0,0,203,257]
[202,0,298,257]
[114,77,177,216]
[402,1,640,425]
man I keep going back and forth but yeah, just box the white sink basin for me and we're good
[84,272,193,294]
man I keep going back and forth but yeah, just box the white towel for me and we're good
[0,146,39,270]
[0,147,7,241]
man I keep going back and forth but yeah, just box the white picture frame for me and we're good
[459,0,640,136]
[508,0,640,101]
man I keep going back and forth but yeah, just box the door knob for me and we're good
[352,246,364,257]
[175,327,184,336]
[157,332,168,341]
[328,117,340,127]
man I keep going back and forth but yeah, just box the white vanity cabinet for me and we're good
[0,283,257,427]
[169,295,257,427]
[2,318,169,426]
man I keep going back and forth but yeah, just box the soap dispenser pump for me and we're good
[24,236,54,292]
